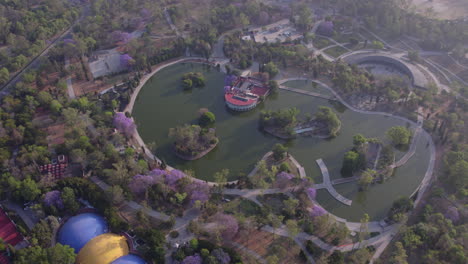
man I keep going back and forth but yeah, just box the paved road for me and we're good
[65,59,76,99]
[1,201,38,230]
[0,4,89,98]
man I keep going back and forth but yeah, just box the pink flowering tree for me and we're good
[165,169,185,187]
[275,171,294,188]
[120,54,135,69]
[317,21,334,37]
[213,213,239,240]
[306,187,316,200]
[310,204,326,218]
[129,174,157,196]
[140,8,151,19]
[111,31,131,44]
[44,190,64,210]
[184,181,210,205]
[211,249,230,264]
[113,112,136,137]
[181,254,202,264]
[445,206,460,223]
[224,75,237,86]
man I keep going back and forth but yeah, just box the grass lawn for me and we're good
[313,36,331,49]
[257,193,289,215]
[223,198,260,217]
[332,32,362,44]
[233,229,307,264]
[323,46,348,58]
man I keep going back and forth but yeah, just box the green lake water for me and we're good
[133,63,431,221]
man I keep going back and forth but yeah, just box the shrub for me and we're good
[199,111,216,127]
[170,231,179,238]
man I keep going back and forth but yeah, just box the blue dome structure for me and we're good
[111,254,147,264]
[57,213,108,253]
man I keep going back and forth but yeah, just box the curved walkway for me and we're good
[125,57,208,113]
[312,79,435,209]
[315,159,352,206]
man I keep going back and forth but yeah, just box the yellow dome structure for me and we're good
[76,233,129,264]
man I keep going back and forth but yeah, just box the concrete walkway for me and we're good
[390,115,422,169]
[65,59,76,99]
[315,159,353,206]
[91,176,171,222]
[310,79,435,210]
[278,85,337,101]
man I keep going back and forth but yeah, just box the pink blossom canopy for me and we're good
[129,174,158,195]
[120,54,135,69]
[184,181,210,205]
[165,169,185,187]
[306,187,316,200]
[310,204,326,218]
[275,171,294,187]
[44,190,64,209]
[181,254,202,264]
[111,31,131,44]
[213,213,239,240]
[212,248,230,264]
[317,21,334,37]
[445,206,460,223]
[113,112,136,136]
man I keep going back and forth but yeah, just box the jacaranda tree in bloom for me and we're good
[128,174,158,196]
[165,169,185,187]
[276,171,294,187]
[306,187,317,200]
[181,254,202,264]
[120,53,135,69]
[111,31,131,44]
[213,213,239,240]
[43,190,64,210]
[184,181,210,205]
[113,112,136,137]
[310,204,327,218]
[211,248,230,264]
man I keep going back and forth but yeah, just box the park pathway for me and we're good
[278,85,337,101]
[315,159,353,206]
[1,201,38,230]
[91,176,171,222]
[390,114,423,169]
[65,59,76,99]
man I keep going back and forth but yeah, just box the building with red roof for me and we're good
[224,76,271,111]
[0,208,24,247]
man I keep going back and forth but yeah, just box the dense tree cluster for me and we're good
[314,106,341,137]
[169,124,218,158]
[259,107,300,136]
[336,0,468,51]
[0,0,79,83]
[181,72,205,89]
